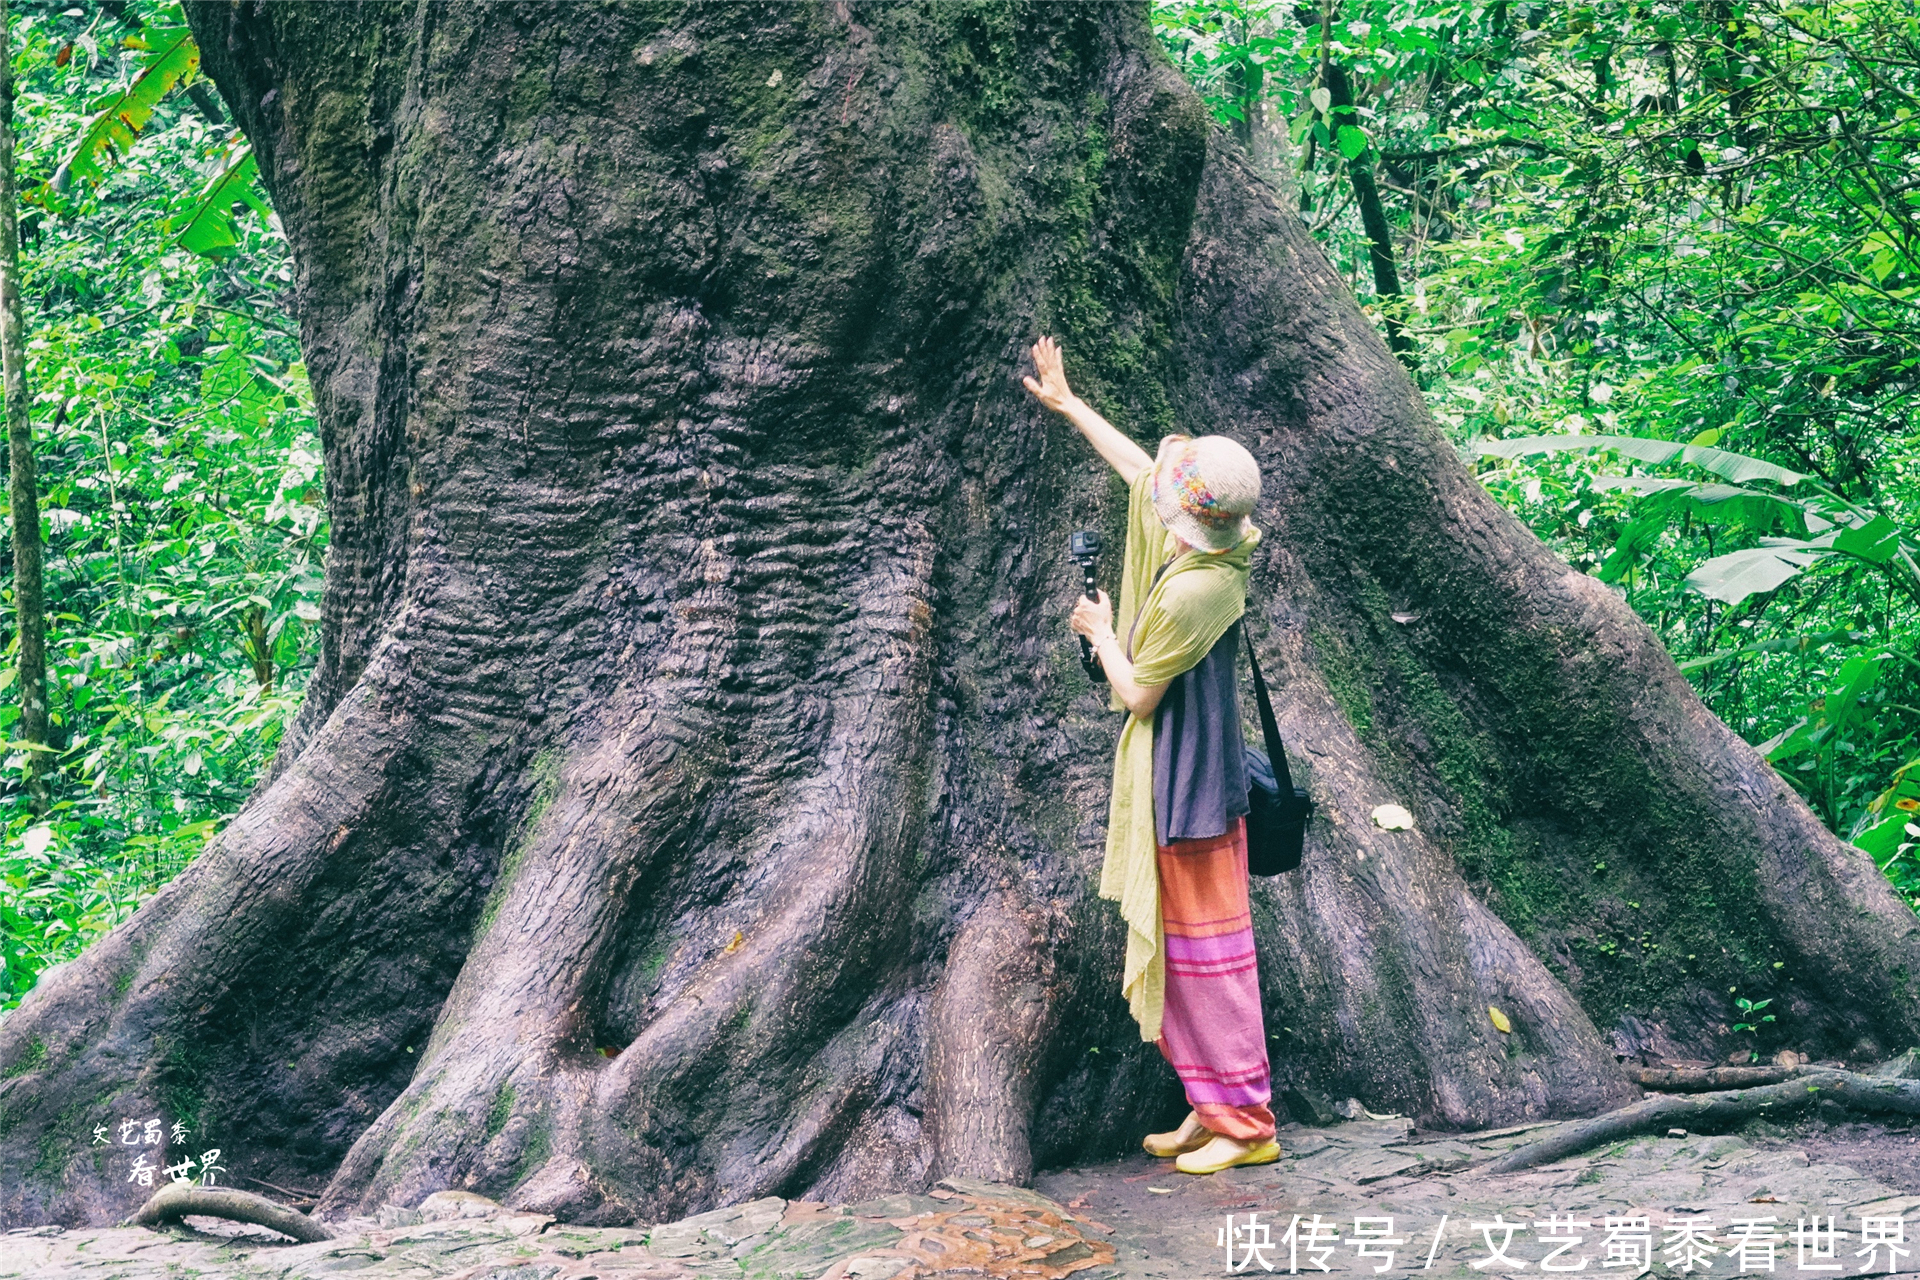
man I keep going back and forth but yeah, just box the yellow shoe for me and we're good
[1142,1110,1215,1158]
[1175,1134,1282,1175]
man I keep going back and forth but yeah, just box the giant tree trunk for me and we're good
[2,0,1916,1230]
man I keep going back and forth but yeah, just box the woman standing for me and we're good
[1023,336,1280,1176]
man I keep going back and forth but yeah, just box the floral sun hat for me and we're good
[1150,434,1261,552]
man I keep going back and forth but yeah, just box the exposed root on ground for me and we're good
[123,1183,334,1243]
[1629,1065,1810,1091]
[1489,1071,1920,1173]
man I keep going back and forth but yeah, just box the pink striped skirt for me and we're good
[1155,817,1276,1141]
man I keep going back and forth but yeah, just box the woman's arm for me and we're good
[1071,590,1169,719]
[1023,336,1153,485]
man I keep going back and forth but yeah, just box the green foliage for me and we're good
[1732,994,1776,1033]
[1,0,319,1009]
[39,10,197,201]
[1154,0,1920,914]
[170,145,264,258]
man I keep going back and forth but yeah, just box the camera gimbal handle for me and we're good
[1070,530,1106,684]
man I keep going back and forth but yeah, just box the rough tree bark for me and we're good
[0,0,49,811]
[2,0,1916,1231]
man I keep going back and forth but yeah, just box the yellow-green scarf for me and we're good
[1101,467,1258,1041]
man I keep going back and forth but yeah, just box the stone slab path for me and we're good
[5,1120,1916,1279]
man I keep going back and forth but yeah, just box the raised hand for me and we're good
[1022,335,1078,413]
[1020,333,1151,483]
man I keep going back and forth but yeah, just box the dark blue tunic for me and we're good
[1152,624,1249,847]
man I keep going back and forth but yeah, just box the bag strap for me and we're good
[1241,618,1295,793]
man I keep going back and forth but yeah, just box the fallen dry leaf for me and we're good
[1371,803,1415,831]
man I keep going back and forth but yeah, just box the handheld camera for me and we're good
[1069,530,1106,683]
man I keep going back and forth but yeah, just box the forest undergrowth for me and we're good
[1158,0,1920,915]
[1,0,1916,1012]
[0,0,317,1010]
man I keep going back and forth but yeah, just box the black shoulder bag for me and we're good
[1241,620,1313,875]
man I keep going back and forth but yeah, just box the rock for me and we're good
[543,1225,654,1259]
[932,1178,1069,1216]
[508,1154,601,1217]
[1321,1147,1422,1184]
[843,1258,911,1280]
[417,1189,502,1220]
[647,1221,728,1262]
[845,1194,948,1219]
[1401,1143,1476,1173]
[1334,1097,1367,1121]
[1346,1116,1417,1144]
[759,1217,908,1278]
[649,1195,789,1260]
[376,1204,423,1227]
[1695,1135,1752,1162]
[1280,1086,1343,1127]
[1869,1048,1920,1079]
[1282,1131,1336,1160]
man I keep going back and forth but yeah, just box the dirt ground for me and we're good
[1742,1115,1920,1195]
[4,1113,1916,1279]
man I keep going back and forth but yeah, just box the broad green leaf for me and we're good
[1683,540,1827,604]
[43,29,200,197]
[1761,653,1885,761]
[1851,810,1912,861]
[1756,715,1813,761]
[1678,627,1864,673]
[172,149,265,259]
[1587,475,1805,532]
[1479,435,1808,486]
[1855,753,1920,855]
[1335,124,1369,160]
[1829,513,1901,564]
[1820,653,1883,738]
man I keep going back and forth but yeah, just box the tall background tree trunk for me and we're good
[1317,52,1412,363]
[2,0,1916,1230]
[0,0,48,812]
